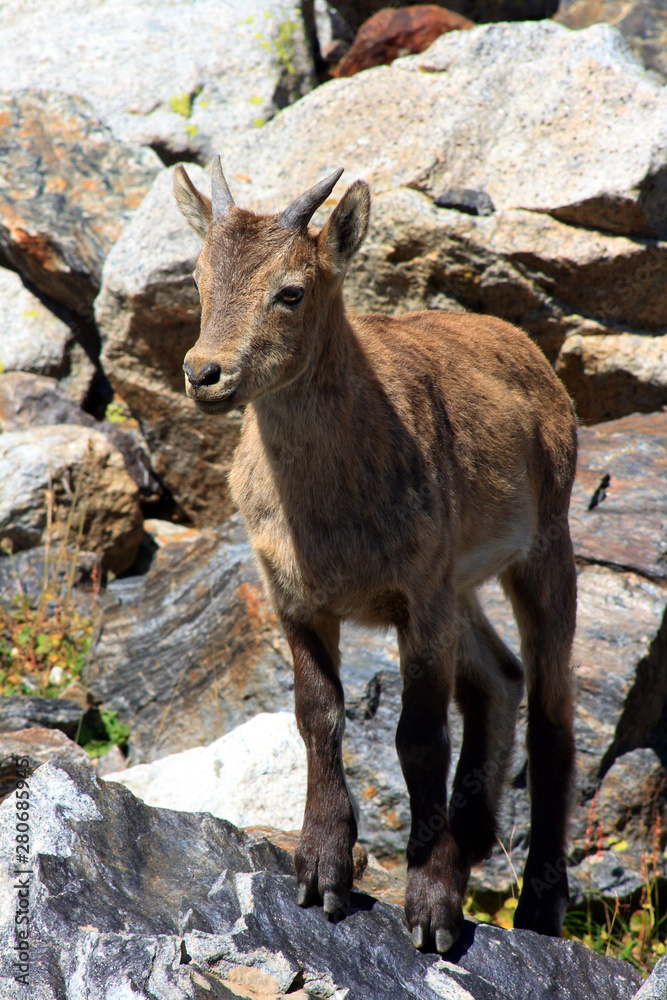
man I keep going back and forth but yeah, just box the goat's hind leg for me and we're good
[396,594,465,953]
[502,529,576,936]
[284,615,357,915]
[449,594,524,871]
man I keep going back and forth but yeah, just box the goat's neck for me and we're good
[252,291,360,461]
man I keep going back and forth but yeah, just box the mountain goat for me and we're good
[174,159,577,953]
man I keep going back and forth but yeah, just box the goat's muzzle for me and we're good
[184,360,221,389]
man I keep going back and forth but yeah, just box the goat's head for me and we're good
[173,157,371,413]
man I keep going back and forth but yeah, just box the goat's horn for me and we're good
[279,167,344,230]
[211,155,235,221]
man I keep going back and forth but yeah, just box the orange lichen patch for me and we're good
[45,176,67,194]
[234,173,252,183]
[243,825,300,856]
[223,967,283,999]
[363,784,377,800]
[13,229,61,270]
[380,809,404,830]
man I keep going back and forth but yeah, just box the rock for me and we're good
[556,0,667,82]
[569,851,645,909]
[0,758,643,1000]
[106,713,307,830]
[0,90,160,315]
[556,332,667,424]
[93,743,127,778]
[314,0,355,68]
[0,0,317,166]
[634,955,667,1000]
[345,188,667,361]
[329,0,557,32]
[96,166,242,525]
[334,5,473,77]
[434,188,495,215]
[0,698,84,738]
[0,726,91,803]
[223,21,667,239]
[596,747,666,842]
[143,518,203,548]
[0,372,162,499]
[0,544,102,625]
[0,268,96,405]
[85,527,294,763]
[569,413,667,583]
[0,425,143,573]
[0,371,92,431]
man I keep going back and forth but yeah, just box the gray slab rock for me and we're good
[0,269,95,405]
[221,20,667,238]
[85,526,295,763]
[632,955,667,999]
[96,165,241,525]
[569,413,667,584]
[0,425,143,574]
[0,0,317,165]
[0,372,162,499]
[0,758,643,1000]
[0,90,160,315]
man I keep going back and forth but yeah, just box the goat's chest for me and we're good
[230,442,444,618]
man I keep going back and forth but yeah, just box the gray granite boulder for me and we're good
[0,372,162,500]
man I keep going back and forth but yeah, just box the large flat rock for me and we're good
[222,20,667,238]
[0,0,317,164]
[0,759,643,1000]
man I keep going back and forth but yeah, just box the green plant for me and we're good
[0,484,129,761]
[0,485,98,698]
[464,810,667,978]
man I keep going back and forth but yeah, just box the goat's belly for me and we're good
[453,521,534,591]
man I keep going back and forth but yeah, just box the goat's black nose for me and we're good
[184,361,221,388]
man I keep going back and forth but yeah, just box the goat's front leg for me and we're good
[397,600,466,953]
[283,616,356,915]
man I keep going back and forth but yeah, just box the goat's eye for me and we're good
[275,285,304,307]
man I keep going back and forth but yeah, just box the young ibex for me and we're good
[174,159,577,953]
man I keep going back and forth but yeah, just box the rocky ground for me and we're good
[1,2,667,997]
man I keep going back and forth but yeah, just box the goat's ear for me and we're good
[318,180,370,273]
[173,165,212,238]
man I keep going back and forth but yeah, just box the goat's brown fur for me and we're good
[174,162,577,952]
